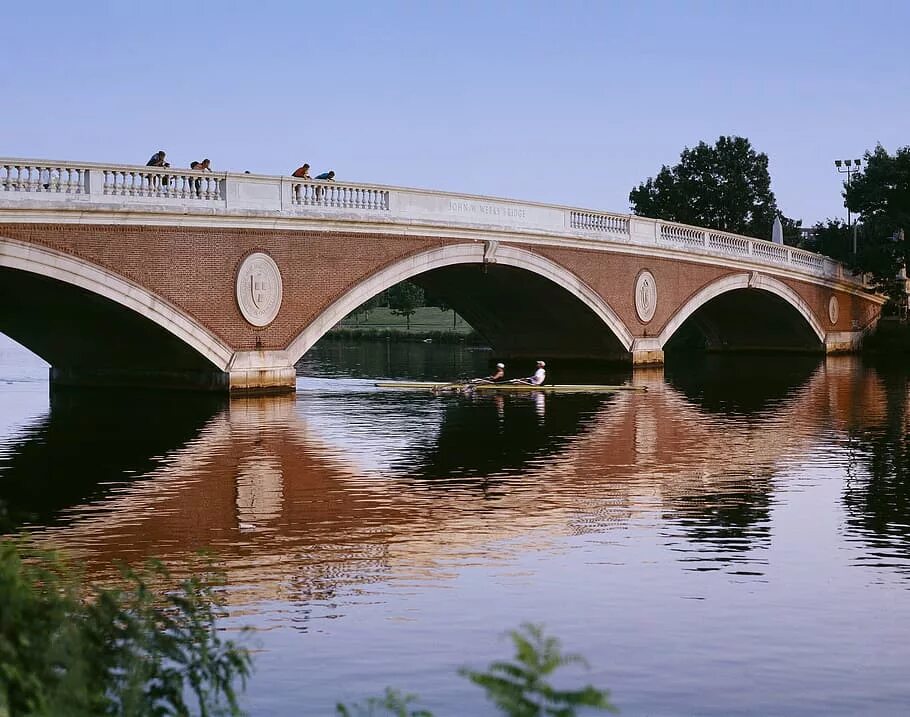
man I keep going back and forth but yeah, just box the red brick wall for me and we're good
[1,223,878,352]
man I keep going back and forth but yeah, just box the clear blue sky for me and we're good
[3,0,907,225]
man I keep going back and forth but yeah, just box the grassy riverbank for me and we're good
[330,307,483,343]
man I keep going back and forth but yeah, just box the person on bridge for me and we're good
[314,170,335,201]
[146,151,169,167]
[292,163,311,179]
[472,362,506,384]
[511,360,546,386]
[189,159,212,196]
[146,151,170,192]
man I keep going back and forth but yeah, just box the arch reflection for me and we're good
[0,355,905,599]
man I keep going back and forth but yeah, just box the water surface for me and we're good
[1,335,909,715]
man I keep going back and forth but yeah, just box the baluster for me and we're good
[202,176,212,200]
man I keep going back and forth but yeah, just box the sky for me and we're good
[3,0,908,226]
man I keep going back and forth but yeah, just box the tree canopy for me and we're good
[629,136,783,239]
[843,144,910,287]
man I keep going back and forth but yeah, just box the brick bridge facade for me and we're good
[0,158,885,392]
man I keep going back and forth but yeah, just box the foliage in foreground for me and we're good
[337,623,618,716]
[0,541,251,717]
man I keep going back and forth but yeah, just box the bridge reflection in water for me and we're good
[1,354,907,601]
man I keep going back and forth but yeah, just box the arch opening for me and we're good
[0,267,229,391]
[411,264,630,360]
[292,244,634,364]
[663,287,825,356]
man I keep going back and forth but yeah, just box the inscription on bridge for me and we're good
[448,200,527,221]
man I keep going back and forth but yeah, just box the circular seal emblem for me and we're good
[236,252,283,327]
[828,295,839,326]
[635,270,657,323]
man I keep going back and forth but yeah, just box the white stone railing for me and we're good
[569,210,629,234]
[100,167,223,201]
[1,163,88,194]
[291,180,389,210]
[0,156,858,287]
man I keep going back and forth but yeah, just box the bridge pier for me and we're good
[825,330,867,354]
[630,338,664,366]
[50,366,231,392]
[227,351,296,394]
[48,352,297,394]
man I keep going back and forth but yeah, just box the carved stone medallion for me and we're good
[828,295,839,326]
[635,270,657,323]
[236,252,283,327]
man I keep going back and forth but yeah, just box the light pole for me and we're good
[834,158,862,253]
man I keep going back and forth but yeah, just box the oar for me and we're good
[432,381,471,392]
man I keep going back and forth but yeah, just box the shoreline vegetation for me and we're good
[329,306,485,345]
[863,317,910,354]
[0,540,617,717]
[331,306,910,356]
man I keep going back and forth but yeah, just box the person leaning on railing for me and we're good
[146,150,170,191]
[189,158,212,196]
[313,170,335,200]
[291,163,311,202]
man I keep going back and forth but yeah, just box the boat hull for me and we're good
[374,381,645,393]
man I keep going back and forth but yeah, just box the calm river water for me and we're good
[1,335,909,716]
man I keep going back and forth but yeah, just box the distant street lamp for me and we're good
[834,158,863,253]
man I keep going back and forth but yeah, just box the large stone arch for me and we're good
[285,242,635,364]
[656,272,826,350]
[0,236,233,370]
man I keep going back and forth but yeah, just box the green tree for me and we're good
[805,219,853,263]
[845,144,910,286]
[387,282,425,330]
[629,135,782,239]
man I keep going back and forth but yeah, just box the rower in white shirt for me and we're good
[511,360,546,385]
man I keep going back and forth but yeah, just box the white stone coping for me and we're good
[0,156,867,290]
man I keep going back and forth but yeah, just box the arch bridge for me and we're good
[0,158,884,393]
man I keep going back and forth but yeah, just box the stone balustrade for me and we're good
[0,157,853,286]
